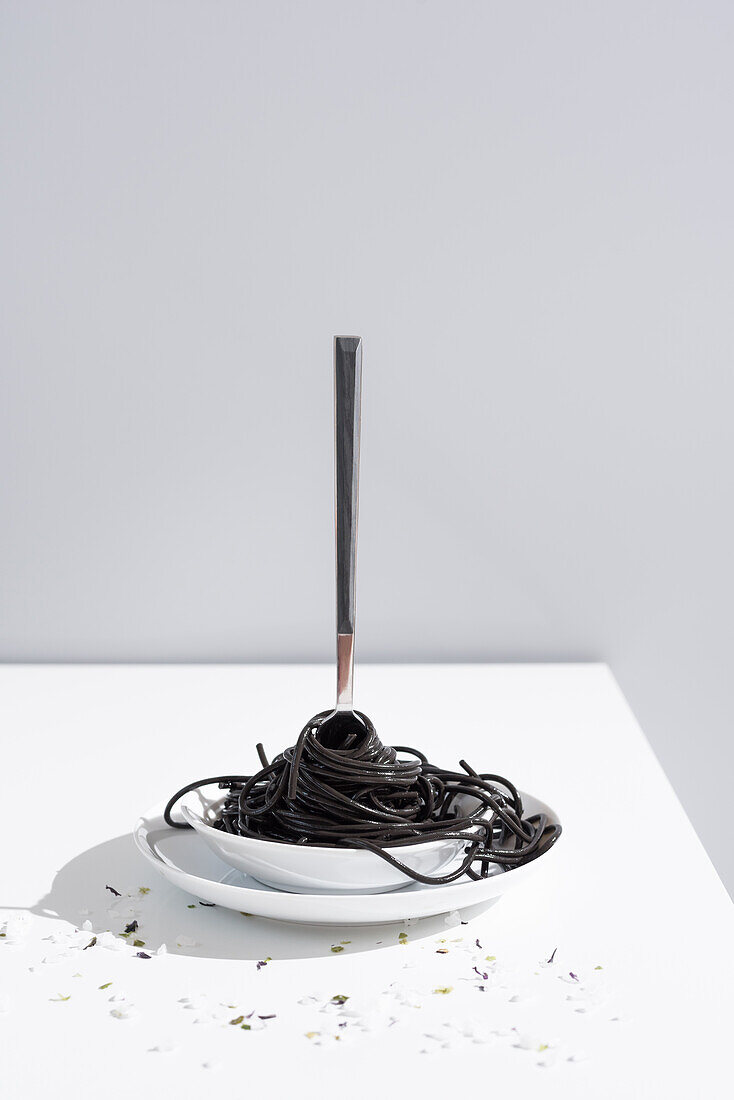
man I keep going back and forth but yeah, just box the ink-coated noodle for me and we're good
[164,710,560,886]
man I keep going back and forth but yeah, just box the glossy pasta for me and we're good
[164,710,560,886]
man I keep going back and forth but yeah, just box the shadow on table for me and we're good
[14,833,499,962]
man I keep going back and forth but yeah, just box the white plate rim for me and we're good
[133,792,561,924]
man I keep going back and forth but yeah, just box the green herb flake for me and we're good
[239,912,252,917]
[241,1023,251,1030]
[72,973,82,978]
[485,955,496,962]
[331,994,349,1005]
[139,886,150,895]
[50,994,71,1002]
[187,904,196,909]
[118,932,130,939]
[133,939,145,947]
[0,933,5,938]
[229,1015,244,1026]
[340,940,351,945]
[594,965,603,970]
[330,945,344,953]
[99,982,112,990]
[538,1043,549,1052]
[398,932,408,944]
[432,986,453,995]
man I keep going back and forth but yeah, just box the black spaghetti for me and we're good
[164,710,560,886]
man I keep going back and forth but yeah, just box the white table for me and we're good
[1,664,731,1099]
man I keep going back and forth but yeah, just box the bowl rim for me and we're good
[178,786,479,858]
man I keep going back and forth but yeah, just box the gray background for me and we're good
[2,2,732,892]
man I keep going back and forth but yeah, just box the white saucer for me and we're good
[133,793,561,925]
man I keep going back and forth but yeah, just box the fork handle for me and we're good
[334,336,362,710]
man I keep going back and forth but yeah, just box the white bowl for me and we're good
[177,785,473,894]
